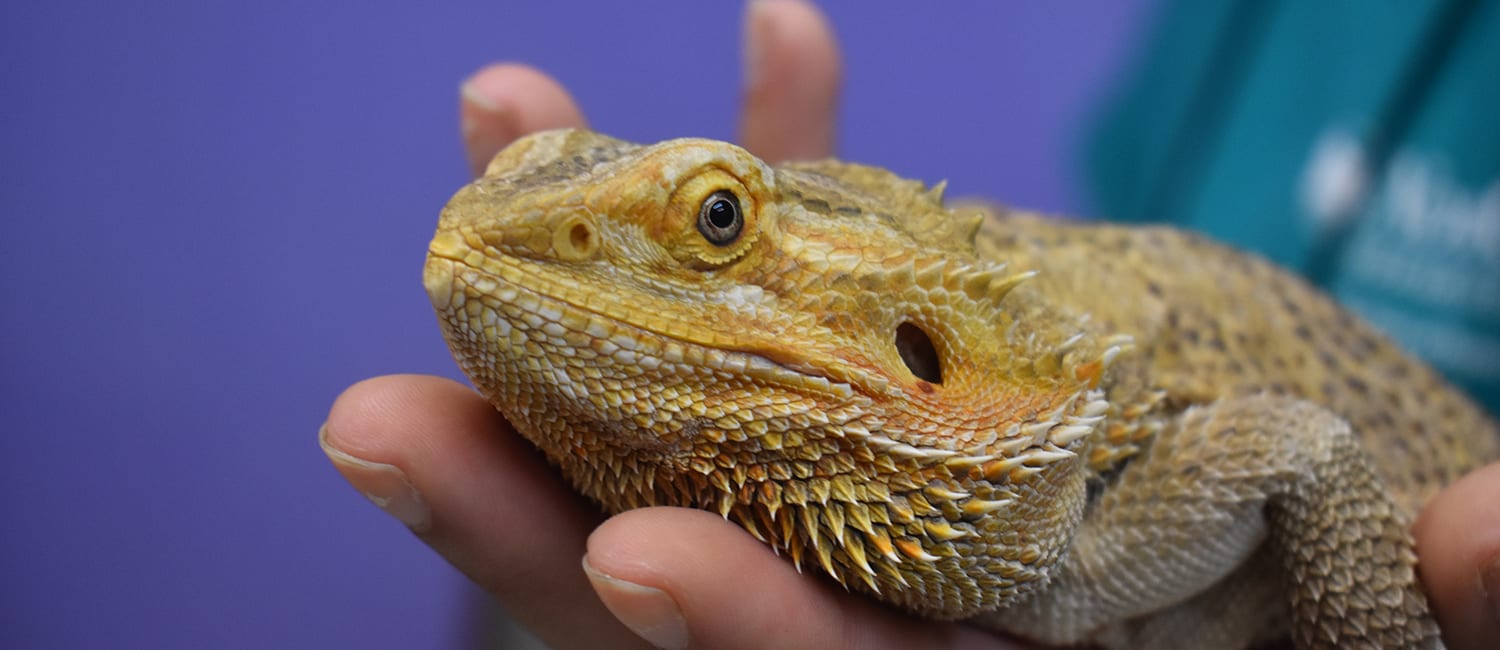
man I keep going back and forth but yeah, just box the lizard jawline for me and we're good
[426,252,856,400]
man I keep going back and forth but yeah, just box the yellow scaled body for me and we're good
[426,130,1498,649]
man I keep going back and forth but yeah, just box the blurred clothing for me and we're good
[1086,0,1500,412]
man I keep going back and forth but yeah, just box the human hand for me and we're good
[323,1,1500,647]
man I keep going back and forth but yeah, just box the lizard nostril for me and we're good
[895,322,942,385]
[569,222,592,251]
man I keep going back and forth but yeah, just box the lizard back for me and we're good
[960,210,1499,514]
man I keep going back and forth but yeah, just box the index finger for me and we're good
[737,0,842,162]
[460,63,588,177]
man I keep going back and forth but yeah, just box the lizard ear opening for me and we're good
[896,322,942,384]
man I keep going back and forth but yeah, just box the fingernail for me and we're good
[1484,556,1500,621]
[319,422,431,532]
[583,555,689,650]
[460,73,505,114]
[742,0,776,91]
[459,76,516,176]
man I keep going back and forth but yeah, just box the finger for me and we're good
[1413,461,1500,650]
[583,507,1024,649]
[460,63,588,177]
[737,0,842,162]
[321,375,647,649]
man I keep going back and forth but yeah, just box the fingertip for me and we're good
[586,508,827,649]
[739,0,842,162]
[323,374,482,462]
[320,375,498,531]
[319,421,432,531]
[460,63,588,177]
[1414,462,1500,650]
[583,553,690,650]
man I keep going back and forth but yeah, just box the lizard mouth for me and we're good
[424,248,857,400]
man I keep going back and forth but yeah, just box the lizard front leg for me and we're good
[976,394,1441,649]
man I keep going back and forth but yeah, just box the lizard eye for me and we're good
[697,190,743,246]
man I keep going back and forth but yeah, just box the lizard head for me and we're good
[425,129,1118,618]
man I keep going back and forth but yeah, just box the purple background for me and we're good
[0,2,1152,647]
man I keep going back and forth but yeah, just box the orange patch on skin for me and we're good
[1074,360,1103,388]
[893,537,927,560]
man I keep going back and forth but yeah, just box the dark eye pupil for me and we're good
[708,199,736,228]
[696,190,743,246]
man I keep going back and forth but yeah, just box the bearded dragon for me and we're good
[424,129,1499,649]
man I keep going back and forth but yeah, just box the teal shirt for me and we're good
[1086,0,1500,413]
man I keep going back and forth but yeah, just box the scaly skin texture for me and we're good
[424,129,1500,649]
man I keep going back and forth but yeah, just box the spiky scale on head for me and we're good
[424,128,1128,618]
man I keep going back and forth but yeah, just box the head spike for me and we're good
[959,211,985,244]
[988,270,1038,303]
[957,264,1036,305]
[961,264,1005,299]
[914,258,946,289]
[924,179,948,206]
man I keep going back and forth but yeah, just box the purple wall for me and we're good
[0,2,1151,647]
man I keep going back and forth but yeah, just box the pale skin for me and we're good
[321,1,1500,648]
